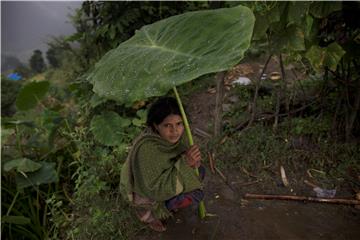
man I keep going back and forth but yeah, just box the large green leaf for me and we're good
[88,6,255,104]
[15,81,50,111]
[274,25,305,52]
[287,2,311,25]
[252,6,280,40]
[1,216,31,225]
[132,109,147,127]
[305,42,346,72]
[4,158,42,173]
[15,161,58,189]
[90,111,131,146]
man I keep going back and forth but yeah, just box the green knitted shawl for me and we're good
[120,128,202,219]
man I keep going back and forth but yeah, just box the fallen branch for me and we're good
[244,193,360,205]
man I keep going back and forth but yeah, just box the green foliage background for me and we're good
[1,1,359,240]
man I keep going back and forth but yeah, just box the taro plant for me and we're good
[87,5,255,218]
[1,80,75,239]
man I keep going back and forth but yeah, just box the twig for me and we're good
[214,166,227,182]
[241,167,258,178]
[214,166,236,192]
[248,54,273,127]
[245,193,360,205]
[306,168,325,178]
[233,100,318,134]
[219,135,228,144]
[231,179,261,187]
[207,152,215,174]
[194,128,212,139]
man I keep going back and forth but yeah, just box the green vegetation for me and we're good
[1,1,359,239]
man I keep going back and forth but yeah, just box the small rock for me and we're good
[232,77,251,86]
[227,95,239,103]
[222,103,232,112]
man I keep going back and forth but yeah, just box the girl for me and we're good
[121,97,205,232]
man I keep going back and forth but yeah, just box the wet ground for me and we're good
[136,171,360,240]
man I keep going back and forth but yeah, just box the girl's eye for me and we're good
[177,122,183,126]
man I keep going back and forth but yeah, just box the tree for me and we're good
[46,47,60,68]
[29,50,46,73]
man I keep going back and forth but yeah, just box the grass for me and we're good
[69,192,145,240]
[211,121,360,194]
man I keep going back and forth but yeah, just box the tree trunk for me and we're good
[273,86,281,133]
[214,72,225,138]
[346,83,360,141]
[248,54,273,127]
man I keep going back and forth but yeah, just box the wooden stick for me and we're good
[207,152,215,174]
[214,166,227,182]
[244,193,360,205]
[231,180,261,187]
[304,180,318,188]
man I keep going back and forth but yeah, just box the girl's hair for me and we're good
[147,97,181,130]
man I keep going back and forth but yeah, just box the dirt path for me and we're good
[137,172,359,240]
[136,66,359,239]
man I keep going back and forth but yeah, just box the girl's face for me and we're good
[154,114,184,144]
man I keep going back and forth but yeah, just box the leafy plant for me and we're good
[90,111,131,146]
[3,158,42,173]
[1,77,22,116]
[305,42,346,72]
[15,81,50,111]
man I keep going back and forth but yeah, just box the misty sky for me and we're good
[1,1,82,63]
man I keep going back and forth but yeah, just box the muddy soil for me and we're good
[137,172,359,240]
[135,59,359,239]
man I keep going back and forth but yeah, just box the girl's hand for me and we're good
[185,144,201,168]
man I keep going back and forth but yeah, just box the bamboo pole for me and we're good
[173,87,206,219]
[245,193,360,205]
